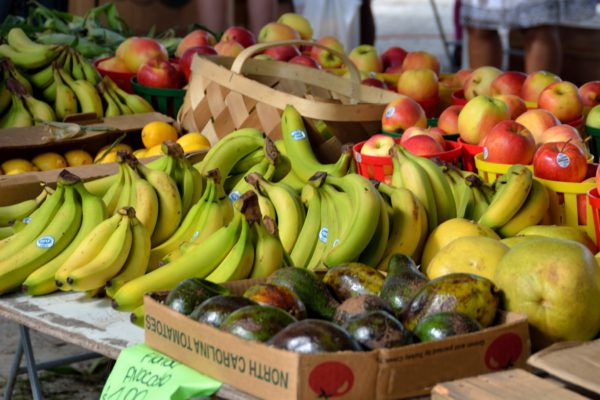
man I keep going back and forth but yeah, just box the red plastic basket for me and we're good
[456,138,483,172]
[588,187,600,249]
[94,57,136,93]
[416,96,440,119]
[451,90,468,106]
[353,139,463,182]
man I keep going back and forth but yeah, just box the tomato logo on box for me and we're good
[308,361,354,398]
[484,333,523,370]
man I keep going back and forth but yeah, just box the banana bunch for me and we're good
[477,165,548,237]
[0,28,62,70]
[0,74,56,128]
[111,191,279,311]
[0,171,95,294]
[53,206,150,293]
[98,76,154,116]
[440,165,492,221]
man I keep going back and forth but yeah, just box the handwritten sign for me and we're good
[101,344,221,400]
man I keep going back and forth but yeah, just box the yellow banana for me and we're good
[130,304,145,327]
[106,214,151,298]
[53,66,77,120]
[100,82,121,117]
[67,208,133,291]
[290,185,321,268]
[80,54,100,85]
[0,93,33,129]
[250,216,285,278]
[0,183,81,295]
[358,189,390,267]
[59,69,103,118]
[0,43,59,69]
[102,161,126,215]
[23,182,106,296]
[84,173,120,197]
[0,187,48,227]
[23,94,56,122]
[306,180,336,270]
[105,76,153,113]
[112,211,243,311]
[478,165,533,229]
[6,28,51,53]
[54,212,122,289]
[126,161,159,235]
[496,179,549,238]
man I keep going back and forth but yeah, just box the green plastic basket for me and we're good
[130,77,186,118]
[587,125,600,163]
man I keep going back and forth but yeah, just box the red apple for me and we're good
[401,51,440,75]
[458,95,510,145]
[310,36,344,69]
[515,109,560,143]
[490,71,527,96]
[384,64,403,74]
[214,41,245,57]
[361,134,396,156]
[381,46,408,70]
[348,45,382,73]
[401,126,445,148]
[179,45,217,82]
[381,95,427,133]
[463,66,502,100]
[264,45,301,61]
[454,68,473,87]
[116,37,168,73]
[96,56,130,73]
[480,120,536,164]
[437,105,463,134]
[220,26,256,48]
[137,59,181,89]
[533,141,587,182]
[361,77,387,89]
[175,30,217,58]
[403,134,445,156]
[289,55,321,69]
[539,124,585,150]
[396,68,438,102]
[494,94,527,119]
[579,81,600,108]
[538,81,584,123]
[521,70,562,104]
[258,22,300,42]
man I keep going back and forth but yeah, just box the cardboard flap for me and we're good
[527,339,600,394]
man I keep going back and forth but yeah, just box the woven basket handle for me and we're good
[230,39,362,100]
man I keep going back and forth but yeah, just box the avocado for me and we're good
[267,319,362,353]
[402,273,500,331]
[221,305,297,342]
[323,262,385,301]
[164,278,230,315]
[190,295,256,328]
[267,267,339,320]
[343,310,413,350]
[379,254,428,318]
[414,312,482,342]
[243,283,307,320]
[333,294,392,324]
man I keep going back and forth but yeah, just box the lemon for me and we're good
[145,144,165,157]
[176,132,211,153]
[132,148,148,159]
[141,121,178,149]
[31,152,68,171]
[64,149,93,167]
[2,159,37,175]
[94,143,133,163]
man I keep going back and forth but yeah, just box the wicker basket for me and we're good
[177,40,399,162]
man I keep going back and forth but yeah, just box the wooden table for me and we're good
[0,291,256,400]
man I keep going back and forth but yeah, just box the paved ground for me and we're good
[0,1,455,398]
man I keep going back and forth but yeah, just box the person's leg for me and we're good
[196,0,228,33]
[247,0,277,36]
[466,27,502,69]
[523,25,561,74]
[360,0,375,45]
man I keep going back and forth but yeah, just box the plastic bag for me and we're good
[299,0,362,51]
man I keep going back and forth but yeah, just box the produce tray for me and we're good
[144,280,530,400]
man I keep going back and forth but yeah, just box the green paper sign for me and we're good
[101,344,222,400]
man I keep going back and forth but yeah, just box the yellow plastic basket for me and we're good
[474,153,533,184]
[534,176,597,242]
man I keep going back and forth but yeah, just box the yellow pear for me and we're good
[421,218,500,271]
[517,225,596,253]
[426,236,509,281]
[500,235,545,248]
[494,237,600,350]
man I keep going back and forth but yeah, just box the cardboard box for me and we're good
[0,112,172,163]
[144,280,530,400]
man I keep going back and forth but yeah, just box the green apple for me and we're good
[348,45,382,73]
[586,104,600,129]
[277,13,313,40]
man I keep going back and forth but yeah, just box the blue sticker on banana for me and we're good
[22,217,31,224]
[36,235,55,249]
[229,191,241,202]
[291,129,306,141]
[318,227,328,243]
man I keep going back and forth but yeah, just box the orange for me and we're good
[94,143,133,163]
[31,152,68,171]
[1,159,37,175]
[176,132,211,153]
[64,149,93,167]
[141,121,178,149]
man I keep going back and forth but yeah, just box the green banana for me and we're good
[0,93,33,129]
[59,69,103,118]
[0,44,59,69]
[53,66,77,120]
[0,187,48,227]
[7,28,52,53]
[290,185,321,268]
[23,94,56,122]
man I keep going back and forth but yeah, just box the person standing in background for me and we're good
[460,0,597,74]
[196,0,278,35]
